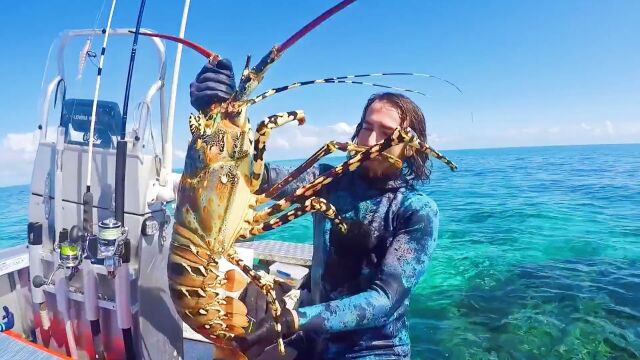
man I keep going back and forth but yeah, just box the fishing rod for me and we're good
[28,80,67,343]
[79,1,118,358]
[160,0,191,191]
[112,1,147,358]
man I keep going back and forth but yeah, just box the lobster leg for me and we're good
[264,128,457,210]
[411,138,458,171]
[254,128,416,218]
[250,111,306,192]
[257,140,350,202]
[242,196,347,238]
[256,140,398,204]
[225,251,287,354]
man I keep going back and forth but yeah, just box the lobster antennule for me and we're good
[380,73,464,95]
[249,72,466,105]
[129,30,220,62]
[247,72,464,105]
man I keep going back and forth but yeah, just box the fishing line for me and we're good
[78,0,107,80]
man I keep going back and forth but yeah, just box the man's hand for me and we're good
[241,282,268,331]
[190,58,236,112]
[237,281,298,359]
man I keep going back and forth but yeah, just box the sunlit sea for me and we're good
[2,144,638,359]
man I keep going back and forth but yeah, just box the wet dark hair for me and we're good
[351,92,431,181]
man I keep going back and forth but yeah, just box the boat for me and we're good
[0,26,311,360]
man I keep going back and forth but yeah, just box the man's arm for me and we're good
[297,196,439,332]
[256,162,321,201]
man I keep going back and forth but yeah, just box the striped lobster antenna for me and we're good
[247,72,464,105]
[133,36,463,108]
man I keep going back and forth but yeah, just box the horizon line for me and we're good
[267,141,640,161]
[0,141,637,189]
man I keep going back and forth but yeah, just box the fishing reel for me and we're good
[93,218,129,277]
[59,228,83,270]
[62,218,128,278]
[55,228,84,281]
[32,228,85,288]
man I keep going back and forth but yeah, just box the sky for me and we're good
[0,1,638,187]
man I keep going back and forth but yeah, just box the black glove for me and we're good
[237,281,297,359]
[240,282,268,331]
[239,308,298,359]
[189,58,236,112]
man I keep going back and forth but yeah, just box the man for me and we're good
[191,59,440,359]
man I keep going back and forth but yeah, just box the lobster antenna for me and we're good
[131,0,358,99]
[279,0,357,53]
[248,72,463,105]
[131,31,221,62]
[236,0,357,98]
[133,0,355,64]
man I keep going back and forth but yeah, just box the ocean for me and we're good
[1,144,639,359]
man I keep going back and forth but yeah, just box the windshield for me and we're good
[60,98,122,149]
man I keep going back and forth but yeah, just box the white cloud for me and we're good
[0,129,41,187]
[328,122,356,135]
[173,149,186,161]
[605,120,615,135]
[270,136,291,150]
[261,121,360,160]
[436,119,640,150]
[4,132,39,156]
[577,121,616,137]
[427,132,455,149]
[4,119,635,187]
[172,149,187,170]
[293,128,320,147]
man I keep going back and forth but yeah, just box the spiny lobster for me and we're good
[137,0,458,358]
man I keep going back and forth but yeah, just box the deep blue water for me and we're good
[2,144,639,359]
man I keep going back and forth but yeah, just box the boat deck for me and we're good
[0,240,312,359]
[184,240,311,359]
[0,331,69,359]
[236,240,313,266]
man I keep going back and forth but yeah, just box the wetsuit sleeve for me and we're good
[297,198,439,333]
[256,162,321,200]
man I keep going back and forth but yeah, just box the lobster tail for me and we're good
[169,224,253,346]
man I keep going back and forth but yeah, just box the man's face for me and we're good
[356,100,407,181]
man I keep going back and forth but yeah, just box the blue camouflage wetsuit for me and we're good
[259,161,439,359]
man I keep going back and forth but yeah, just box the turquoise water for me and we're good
[2,144,639,359]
